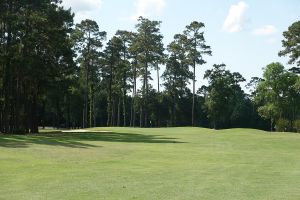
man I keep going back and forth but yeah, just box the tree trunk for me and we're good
[117,97,121,126]
[3,7,12,133]
[84,67,88,128]
[14,68,21,133]
[123,89,126,127]
[157,64,160,93]
[140,63,146,128]
[107,64,113,126]
[132,61,137,127]
[192,63,195,126]
[93,94,96,127]
[67,95,70,129]
[144,63,148,127]
[270,118,273,132]
[30,93,38,133]
[173,92,176,127]
[111,100,115,126]
[89,86,93,128]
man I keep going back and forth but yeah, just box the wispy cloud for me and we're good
[253,25,277,36]
[128,0,167,20]
[223,1,249,33]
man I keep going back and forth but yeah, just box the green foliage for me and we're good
[257,104,278,121]
[1,2,299,133]
[0,0,75,133]
[279,21,300,66]
[293,119,300,132]
[162,33,193,126]
[275,118,289,132]
[131,17,165,127]
[255,62,299,131]
[183,21,212,125]
[102,31,132,127]
[72,19,106,128]
[202,64,246,129]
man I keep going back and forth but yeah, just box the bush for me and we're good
[275,118,289,132]
[293,119,300,133]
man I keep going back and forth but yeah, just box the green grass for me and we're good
[1,127,300,200]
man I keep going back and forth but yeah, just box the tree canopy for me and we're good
[0,1,300,133]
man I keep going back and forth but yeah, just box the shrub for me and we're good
[275,118,289,132]
[293,119,300,133]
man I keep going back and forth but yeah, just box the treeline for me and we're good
[0,0,299,133]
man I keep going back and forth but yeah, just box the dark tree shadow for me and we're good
[0,131,184,149]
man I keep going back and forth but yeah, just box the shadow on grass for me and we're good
[0,132,184,148]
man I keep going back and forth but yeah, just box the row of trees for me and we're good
[0,0,299,133]
[0,0,75,133]
[254,21,300,131]
[56,16,214,129]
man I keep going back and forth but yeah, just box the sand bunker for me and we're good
[62,129,112,133]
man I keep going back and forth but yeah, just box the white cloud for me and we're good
[62,0,102,12]
[61,0,102,22]
[129,0,167,20]
[223,1,249,33]
[253,25,277,36]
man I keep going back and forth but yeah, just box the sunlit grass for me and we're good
[1,127,300,199]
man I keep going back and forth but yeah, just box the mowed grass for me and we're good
[1,128,300,200]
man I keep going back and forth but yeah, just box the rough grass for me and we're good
[1,127,300,200]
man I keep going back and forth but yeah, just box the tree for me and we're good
[255,62,299,131]
[183,21,212,126]
[72,19,106,128]
[162,34,192,126]
[245,77,269,129]
[279,21,300,67]
[202,64,246,129]
[103,36,121,126]
[0,0,75,133]
[102,31,132,127]
[128,32,139,127]
[132,17,164,127]
[115,30,132,127]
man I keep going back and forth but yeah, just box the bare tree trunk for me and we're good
[157,64,160,93]
[3,9,12,133]
[93,94,96,127]
[117,97,121,126]
[15,68,21,133]
[82,108,85,128]
[122,71,127,127]
[107,100,111,126]
[270,118,273,132]
[83,63,88,128]
[107,65,113,126]
[173,93,176,127]
[123,89,126,127]
[132,62,137,127]
[139,106,143,127]
[89,87,92,128]
[66,95,70,129]
[111,100,115,126]
[144,63,148,127]
[156,64,160,127]
[192,63,195,126]
[30,92,38,133]
[140,63,146,128]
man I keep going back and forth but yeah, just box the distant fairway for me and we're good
[1,127,300,200]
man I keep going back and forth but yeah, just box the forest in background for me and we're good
[0,0,299,134]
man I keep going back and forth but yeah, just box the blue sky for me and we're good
[62,0,300,90]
